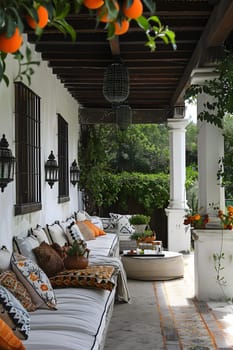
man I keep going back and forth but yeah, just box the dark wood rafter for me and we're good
[26,0,233,124]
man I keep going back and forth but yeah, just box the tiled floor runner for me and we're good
[153,256,233,350]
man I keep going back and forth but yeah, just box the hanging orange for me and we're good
[83,0,104,9]
[26,6,49,29]
[114,19,129,35]
[123,0,143,19]
[98,1,119,23]
[0,27,23,53]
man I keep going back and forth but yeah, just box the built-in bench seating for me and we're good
[0,212,130,350]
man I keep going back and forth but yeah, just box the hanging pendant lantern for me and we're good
[103,63,129,103]
[116,104,132,130]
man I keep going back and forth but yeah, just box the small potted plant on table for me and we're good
[130,229,156,245]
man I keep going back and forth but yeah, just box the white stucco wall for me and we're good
[0,38,80,250]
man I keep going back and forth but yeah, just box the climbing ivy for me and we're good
[185,52,233,129]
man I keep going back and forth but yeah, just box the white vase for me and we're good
[133,224,147,233]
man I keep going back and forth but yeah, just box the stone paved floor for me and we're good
[104,253,233,350]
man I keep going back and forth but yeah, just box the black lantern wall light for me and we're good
[45,151,59,188]
[0,134,16,192]
[70,159,79,187]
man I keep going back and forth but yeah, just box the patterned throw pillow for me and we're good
[50,265,116,292]
[65,221,85,244]
[0,270,36,312]
[109,213,135,234]
[0,318,26,350]
[31,225,50,244]
[11,253,57,310]
[59,218,74,234]
[0,246,11,272]
[33,242,65,277]
[47,223,68,246]
[0,286,30,340]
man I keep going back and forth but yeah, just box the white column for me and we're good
[191,68,225,219]
[166,115,190,252]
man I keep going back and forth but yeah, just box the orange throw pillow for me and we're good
[0,319,26,350]
[83,220,106,237]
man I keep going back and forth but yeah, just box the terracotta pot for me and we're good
[137,236,156,245]
[64,255,88,269]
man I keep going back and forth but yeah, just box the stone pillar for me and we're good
[166,112,190,252]
[191,68,225,219]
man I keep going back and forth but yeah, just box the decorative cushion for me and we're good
[83,220,106,237]
[46,223,68,246]
[33,242,65,277]
[50,242,69,260]
[0,285,30,340]
[76,221,96,241]
[91,216,104,230]
[101,217,117,232]
[65,222,85,244]
[50,265,116,291]
[110,213,135,234]
[31,225,50,244]
[0,271,36,312]
[75,211,87,221]
[13,234,39,262]
[11,253,57,310]
[0,246,11,272]
[59,217,75,233]
[0,318,26,350]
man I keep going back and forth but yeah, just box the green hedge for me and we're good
[82,171,169,215]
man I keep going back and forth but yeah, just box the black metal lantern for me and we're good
[116,104,132,130]
[70,159,80,186]
[0,134,16,192]
[103,63,129,104]
[45,151,59,188]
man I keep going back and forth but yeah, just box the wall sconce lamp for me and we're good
[0,134,16,193]
[70,159,80,186]
[45,151,59,188]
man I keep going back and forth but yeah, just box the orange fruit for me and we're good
[26,5,49,29]
[0,27,23,53]
[98,1,119,23]
[114,19,129,35]
[123,0,143,19]
[83,0,104,9]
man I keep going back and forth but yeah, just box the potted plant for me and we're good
[129,214,150,233]
[64,240,89,270]
[130,229,156,244]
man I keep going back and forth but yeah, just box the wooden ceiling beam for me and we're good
[79,108,171,124]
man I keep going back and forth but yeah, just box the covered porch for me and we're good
[1,0,233,312]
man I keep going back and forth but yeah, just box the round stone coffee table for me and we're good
[121,251,184,281]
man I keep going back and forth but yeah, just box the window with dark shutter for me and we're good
[58,114,69,203]
[14,82,41,215]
